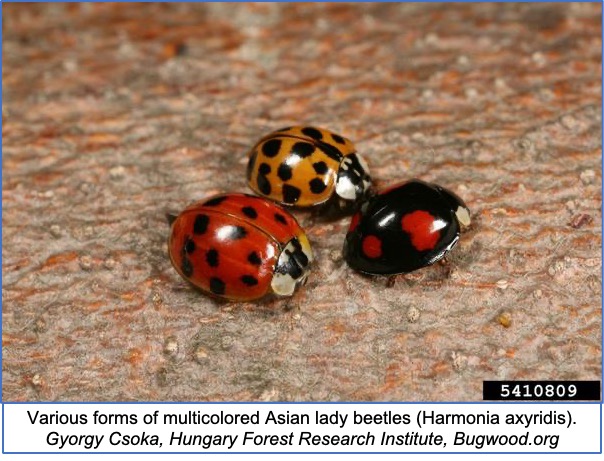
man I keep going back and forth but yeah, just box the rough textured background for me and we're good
[2,3,601,402]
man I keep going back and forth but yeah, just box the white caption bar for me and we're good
[2,403,601,454]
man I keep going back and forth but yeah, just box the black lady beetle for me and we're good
[168,193,313,301]
[246,126,372,212]
[343,179,471,275]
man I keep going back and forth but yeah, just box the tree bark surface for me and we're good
[3,3,601,401]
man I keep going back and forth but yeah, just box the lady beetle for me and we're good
[246,126,372,212]
[168,193,313,301]
[343,179,471,275]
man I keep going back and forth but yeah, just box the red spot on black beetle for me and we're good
[401,210,440,251]
[362,235,382,259]
[349,212,361,232]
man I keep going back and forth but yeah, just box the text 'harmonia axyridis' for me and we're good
[168,193,313,301]
[246,126,372,212]
[343,179,471,275]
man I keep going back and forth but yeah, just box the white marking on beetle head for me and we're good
[271,271,297,297]
[336,176,356,200]
[355,153,370,175]
[297,233,314,264]
[339,157,352,171]
[455,206,471,228]
[271,237,312,297]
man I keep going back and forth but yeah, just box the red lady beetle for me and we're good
[246,126,372,212]
[343,179,471,275]
[168,193,313,301]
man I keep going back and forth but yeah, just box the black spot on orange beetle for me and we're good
[257,173,271,195]
[258,163,271,175]
[332,133,346,144]
[291,142,315,158]
[277,163,293,181]
[309,178,327,194]
[247,150,258,179]
[282,184,301,204]
[302,127,323,139]
[312,161,328,175]
[262,139,282,158]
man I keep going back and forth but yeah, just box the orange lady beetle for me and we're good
[246,126,372,212]
[168,193,313,301]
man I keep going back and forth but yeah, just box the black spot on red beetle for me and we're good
[292,142,315,158]
[302,127,323,139]
[193,214,209,234]
[277,163,293,181]
[230,226,247,239]
[257,173,271,195]
[241,275,259,286]
[274,213,288,225]
[242,206,257,219]
[262,139,282,158]
[184,238,196,254]
[332,133,345,144]
[182,257,193,277]
[312,161,328,175]
[282,184,301,204]
[204,196,227,206]
[206,249,219,267]
[210,277,225,295]
[248,251,262,265]
[309,178,327,194]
